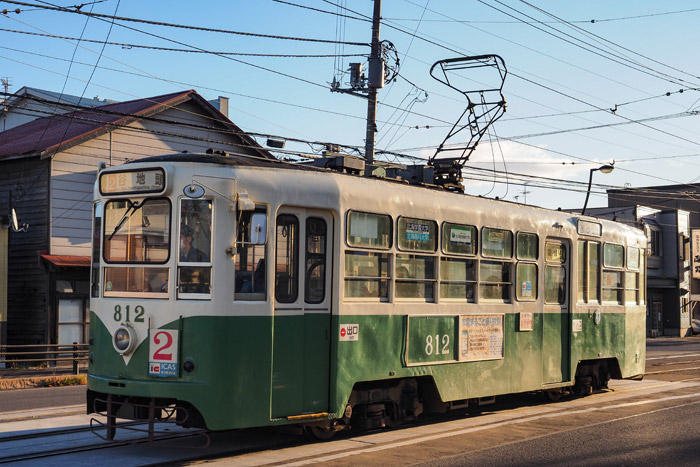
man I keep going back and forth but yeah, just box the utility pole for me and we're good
[520,182,531,205]
[364,0,382,176]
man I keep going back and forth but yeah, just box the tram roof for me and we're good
[124,153,645,236]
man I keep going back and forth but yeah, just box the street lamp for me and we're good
[581,163,614,216]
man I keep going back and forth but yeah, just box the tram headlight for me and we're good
[113,325,137,355]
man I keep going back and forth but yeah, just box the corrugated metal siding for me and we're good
[0,157,50,344]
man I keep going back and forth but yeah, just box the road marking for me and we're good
[279,392,700,466]
[647,352,700,361]
[645,366,700,375]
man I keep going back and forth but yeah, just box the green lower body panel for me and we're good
[89,307,645,432]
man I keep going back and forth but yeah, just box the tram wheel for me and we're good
[307,425,337,440]
[543,388,564,402]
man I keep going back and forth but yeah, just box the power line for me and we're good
[479,0,700,88]
[5,0,370,46]
[0,27,367,58]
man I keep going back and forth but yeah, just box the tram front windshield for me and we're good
[102,198,171,295]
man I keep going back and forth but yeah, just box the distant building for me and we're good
[0,86,116,132]
[584,205,691,337]
[0,89,273,347]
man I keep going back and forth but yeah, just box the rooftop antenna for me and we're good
[1,77,10,110]
[428,55,507,192]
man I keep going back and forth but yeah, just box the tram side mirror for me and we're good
[250,213,267,245]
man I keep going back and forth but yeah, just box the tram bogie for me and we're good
[87,153,646,438]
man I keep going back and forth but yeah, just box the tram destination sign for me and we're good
[100,168,165,195]
[577,219,602,237]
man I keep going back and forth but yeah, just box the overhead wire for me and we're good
[8,0,700,192]
[7,0,370,45]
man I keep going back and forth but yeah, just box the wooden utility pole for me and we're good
[364,0,382,176]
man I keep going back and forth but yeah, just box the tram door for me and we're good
[542,239,571,384]
[271,208,333,418]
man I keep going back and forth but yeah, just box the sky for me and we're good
[2,0,700,211]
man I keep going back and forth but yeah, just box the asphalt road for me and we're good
[419,398,700,467]
[0,385,86,413]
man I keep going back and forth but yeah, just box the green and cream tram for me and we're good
[87,153,646,437]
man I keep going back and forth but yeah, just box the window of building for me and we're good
[398,217,438,252]
[442,222,477,256]
[439,257,476,302]
[235,207,267,300]
[344,251,389,299]
[305,217,327,304]
[396,254,435,301]
[178,199,213,297]
[347,211,392,249]
[648,228,662,257]
[275,214,299,303]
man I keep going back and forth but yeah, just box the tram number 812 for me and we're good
[425,334,450,356]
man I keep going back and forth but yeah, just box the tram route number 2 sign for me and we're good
[148,329,179,377]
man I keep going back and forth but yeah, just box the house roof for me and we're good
[39,254,91,268]
[0,89,273,160]
[7,86,114,109]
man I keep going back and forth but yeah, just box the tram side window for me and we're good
[640,249,646,304]
[577,240,600,303]
[440,222,477,302]
[275,215,299,303]
[440,257,476,302]
[602,243,624,304]
[398,217,437,252]
[516,232,538,301]
[305,217,327,304]
[347,211,391,249]
[480,227,513,303]
[344,251,389,300]
[442,223,477,255]
[178,199,213,297]
[235,208,267,300]
[626,247,640,304]
[396,254,435,301]
[480,261,511,302]
[544,242,566,305]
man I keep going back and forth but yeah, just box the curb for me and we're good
[0,375,86,391]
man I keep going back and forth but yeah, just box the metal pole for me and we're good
[581,168,595,216]
[364,0,382,177]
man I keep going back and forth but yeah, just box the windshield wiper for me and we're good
[108,201,143,241]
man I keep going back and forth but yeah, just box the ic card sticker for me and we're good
[148,329,179,377]
[340,324,359,341]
